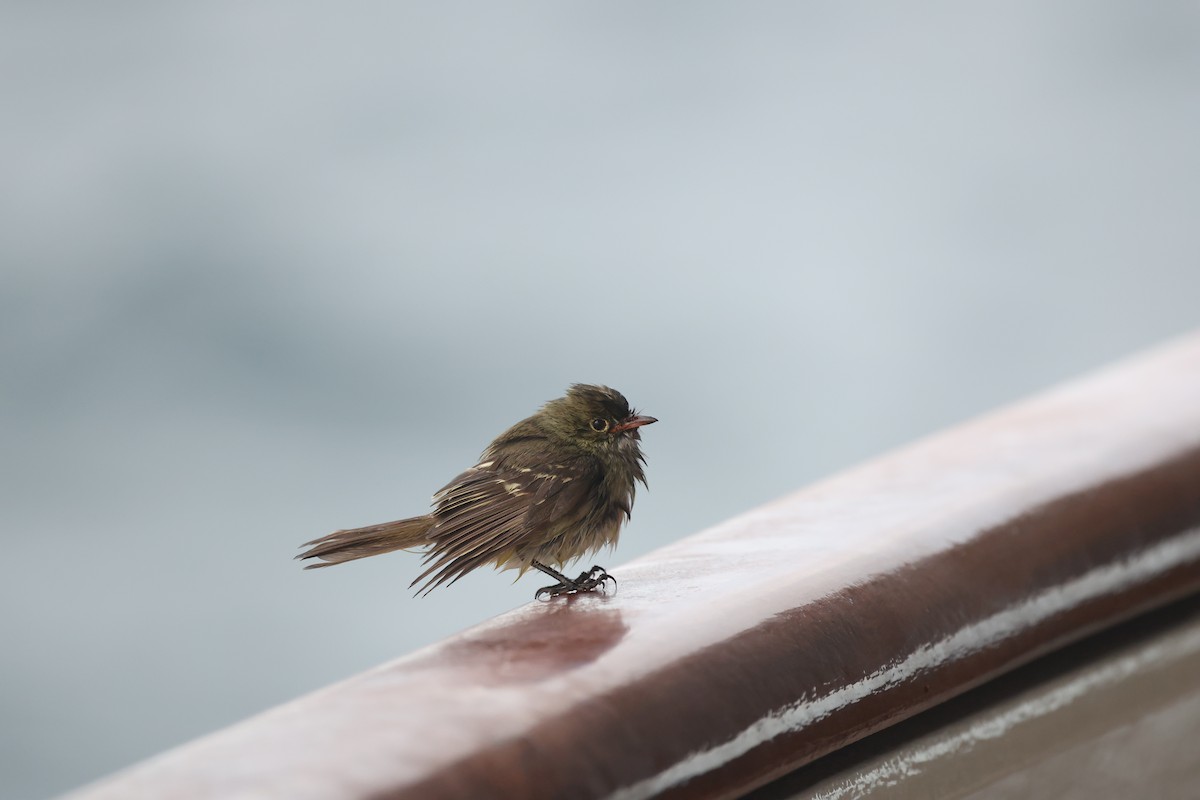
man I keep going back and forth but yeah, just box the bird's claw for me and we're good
[534,582,571,600]
[534,565,617,600]
[581,565,618,595]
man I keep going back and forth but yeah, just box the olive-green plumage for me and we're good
[297,384,656,597]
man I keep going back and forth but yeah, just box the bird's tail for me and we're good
[297,516,434,569]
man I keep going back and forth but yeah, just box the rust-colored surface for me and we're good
[66,332,1200,800]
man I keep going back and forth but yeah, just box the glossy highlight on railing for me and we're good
[66,332,1200,800]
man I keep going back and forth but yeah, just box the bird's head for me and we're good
[539,384,657,451]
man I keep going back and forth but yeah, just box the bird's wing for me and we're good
[523,460,602,532]
[410,459,595,594]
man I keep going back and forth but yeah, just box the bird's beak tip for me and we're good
[614,414,657,432]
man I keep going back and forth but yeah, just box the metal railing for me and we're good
[66,331,1200,799]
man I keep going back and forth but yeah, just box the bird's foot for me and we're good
[535,565,617,600]
[577,565,617,594]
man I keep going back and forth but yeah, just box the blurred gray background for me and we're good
[3,3,1199,798]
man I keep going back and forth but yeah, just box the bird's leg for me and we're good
[532,561,578,599]
[532,560,615,599]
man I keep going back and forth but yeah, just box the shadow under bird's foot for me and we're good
[535,565,617,600]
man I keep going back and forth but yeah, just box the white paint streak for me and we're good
[607,528,1200,800]
[811,617,1200,799]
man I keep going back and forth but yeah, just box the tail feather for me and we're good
[297,516,433,569]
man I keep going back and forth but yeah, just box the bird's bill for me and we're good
[612,414,658,432]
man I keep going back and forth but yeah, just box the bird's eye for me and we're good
[590,418,609,432]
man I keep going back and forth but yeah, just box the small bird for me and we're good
[298,384,656,598]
